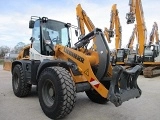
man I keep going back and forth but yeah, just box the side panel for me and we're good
[30,60,41,85]
[30,47,53,61]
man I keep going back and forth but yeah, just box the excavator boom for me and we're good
[148,22,159,45]
[104,4,122,66]
[126,24,137,50]
[76,4,95,39]
[126,0,147,56]
[104,4,122,49]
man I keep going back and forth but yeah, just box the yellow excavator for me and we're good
[104,4,125,66]
[11,15,142,119]
[104,4,122,49]
[125,0,147,67]
[143,22,160,77]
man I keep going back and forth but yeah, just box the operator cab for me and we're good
[116,48,130,63]
[143,44,160,62]
[29,16,71,61]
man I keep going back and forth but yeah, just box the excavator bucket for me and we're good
[108,65,142,107]
[3,60,12,71]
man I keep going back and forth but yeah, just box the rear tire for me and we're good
[86,90,109,104]
[12,64,32,97]
[85,81,110,104]
[38,67,76,119]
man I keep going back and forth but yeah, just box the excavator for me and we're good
[126,0,160,77]
[11,16,142,119]
[143,22,160,77]
[104,4,125,66]
[104,4,122,49]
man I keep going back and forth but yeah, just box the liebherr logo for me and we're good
[64,48,84,63]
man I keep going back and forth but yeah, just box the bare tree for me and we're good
[0,46,10,58]
[13,42,26,53]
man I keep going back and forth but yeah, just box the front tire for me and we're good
[38,67,76,119]
[12,64,32,97]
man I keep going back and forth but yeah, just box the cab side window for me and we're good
[61,28,68,46]
[32,21,40,53]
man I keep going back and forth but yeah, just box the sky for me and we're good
[0,0,160,49]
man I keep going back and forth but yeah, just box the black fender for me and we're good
[11,60,33,84]
[11,60,31,73]
[36,59,72,81]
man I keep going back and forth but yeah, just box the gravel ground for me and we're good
[0,65,160,120]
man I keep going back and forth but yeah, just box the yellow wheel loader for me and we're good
[11,16,142,119]
[3,46,29,71]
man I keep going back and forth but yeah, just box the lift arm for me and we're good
[104,4,122,49]
[126,0,147,56]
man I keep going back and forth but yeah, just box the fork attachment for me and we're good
[108,65,142,107]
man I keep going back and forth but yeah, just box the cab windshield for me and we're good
[42,20,69,46]
[117,49,124,57]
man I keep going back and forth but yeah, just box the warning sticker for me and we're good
[84,69,89,76]
[90,78,100,88]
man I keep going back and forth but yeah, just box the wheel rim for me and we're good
[42,79,55,107]
[13,73,19,90]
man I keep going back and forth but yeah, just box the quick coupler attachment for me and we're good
[108,65,142,107]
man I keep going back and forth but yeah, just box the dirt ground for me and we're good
[0,65,160,120]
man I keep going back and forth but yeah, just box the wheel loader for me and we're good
[3,47,28,71]
[11,16,142,119]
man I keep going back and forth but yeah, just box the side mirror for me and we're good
[29,20,35,29]
[75,30,78,36]
[65,23,71,28]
